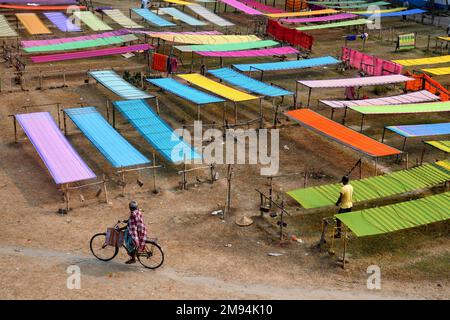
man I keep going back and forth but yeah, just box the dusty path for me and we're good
[0,245,415,300]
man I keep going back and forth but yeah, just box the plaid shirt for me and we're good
[127,209,148,251]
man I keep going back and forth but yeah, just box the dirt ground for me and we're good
[0,0,449,300]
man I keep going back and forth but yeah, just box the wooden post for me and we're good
[12,115,17,143]
[234,102,238,125]
[152,151,157,193]
[56,103,61,129]
[106,100,110,122]
[359,159,362,179]
[374,157,378,176]
[342,230,348,269]
[156,98,160,115]
[303,170,308,188]
[259,98,263,129]
[63,111,67,136]
[360,114,365,132]
[121,168,126,196]
[381,127,387,142]
[294,81,298,108]
[65,184,70,212]
[102,174,108,204]
[224,164,233,219]
[420,143,426,165]
[112,104,116,129]
[306,87,312,106]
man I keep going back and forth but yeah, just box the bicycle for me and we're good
[90,220,164,269]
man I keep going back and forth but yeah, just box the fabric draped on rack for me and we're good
[266,19,313,51]
[341,47,402,76]
[404,72,449,101]
[152,53,168,72]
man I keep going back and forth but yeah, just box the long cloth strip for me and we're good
[187,4,234,26]
[308,1,368,4]
[132,30,222,35]
[44,12,81,32]
[0,0,76,3]
[393,55,450,66]
[350,7,406,14]
[219,0,263,15]
[348,101,450,115]
[296,19,373,31]
[21,29,130,47]
[287,160,450,209]
[31,43,150,63]
[386,123,450,138]
[285,109,401,157]
[131,8,175,27]
[163,0,192,4]
[233,56,340,71]
[325,1,389,8]
[282,13,358,23]
[237,0,285,13]
[158,7,207,26]
[0,14,18,37]
[336,191,450,237]
[64,107,150,167]
[113,99,201,163]
[23,34,137,53]
[425,141,450,153]
[0,4,86,10]
[298,74,412,88]
[208,67,292,97]
[146,78,225,105]
[422,67,450,76]
[16,13,52,35]
[74,11,112,31]
[266,9,338,18]
[15,112,96,184]
[320,90,439,109]
[360,8,426,17]
[102,9,143,28]
[177,73,259,102]
[175,40,277,52]
[89,70,153,100]
[147,34,260,44]
[196,46,299,57]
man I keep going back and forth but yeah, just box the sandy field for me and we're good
[0,0,448,299]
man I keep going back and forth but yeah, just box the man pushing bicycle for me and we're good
[121,201,148,265]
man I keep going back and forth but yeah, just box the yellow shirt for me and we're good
[340,184,353,209]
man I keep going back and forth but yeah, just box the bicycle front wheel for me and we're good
[137,241,164,269]
[90,233,118,261]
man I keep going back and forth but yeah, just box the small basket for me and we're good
[105,228,124,247]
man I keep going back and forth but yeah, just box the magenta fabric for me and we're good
[0,0,75,3]
[31,44,152,63]
[219,0,263,15]
[341,47,403,76]
[196,46,299,57]
[15,112,96,184]
[129,30,222,35]
[21,29,130,48]
[237,0,285,13]
[320,90,440,109]
[281,13,358,23]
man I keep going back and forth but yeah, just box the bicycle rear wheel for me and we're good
[90,233,118,261]
[137,241,164,269]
